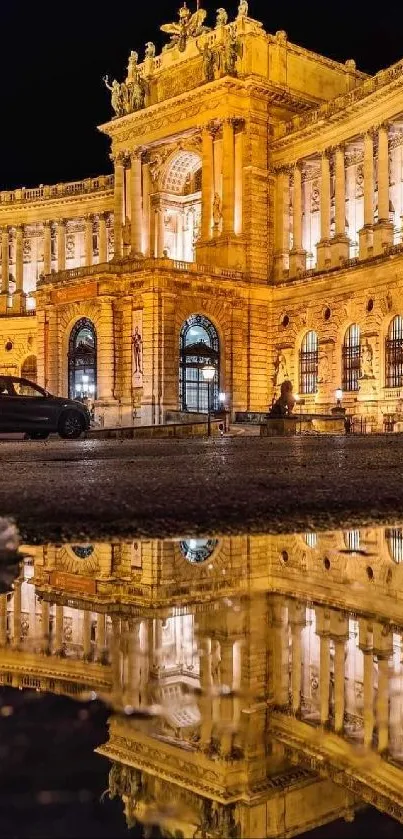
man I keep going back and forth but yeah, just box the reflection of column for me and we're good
[289,162,306,277]
[15,225,24,292]
[111,617,122,701]
[84,215,93,267]
[201,126,214,241]
[41,601,50,653]
[359,619,374,748]
[219,638,234,756]
[127,620,141,704]
[54,604,64,654]
[43,221,52,275]
[222,119,235,235]
[317,151,331,270]
[316,607,330,726]
[0,594,7,646]
[289,601,306,716]
[377,656,390,754]
[12,582,22,648]
[130,150,143,256]
[199,637,213,747]
[99,213,108,263]
[333,639,346,734]
[373,123,394,254]
[113,153,125,259]
[83,611,91,659]
[152,618,163,675]
[96,613,106,661]
[1,228,9,294]
[271,599,289,707]
[57,219,66,271]
[273,168,290,280]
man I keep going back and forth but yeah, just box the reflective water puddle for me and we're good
[1,521,403,837]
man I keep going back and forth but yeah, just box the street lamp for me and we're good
[335,388,343,407]
[202,363,216,437]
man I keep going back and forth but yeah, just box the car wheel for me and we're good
[29,431,50,440]
[58,411,84,440]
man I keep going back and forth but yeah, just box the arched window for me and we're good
[342,325,360,392]
[386,316,403,388]
[179,315,219,413]
[179,539,218,564]
[21,355,37,383]
[299,331,318,395]
[386,528,403,563]
[68,318,97,400]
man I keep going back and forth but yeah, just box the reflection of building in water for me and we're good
[7,528,403,834]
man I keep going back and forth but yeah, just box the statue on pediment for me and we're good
[103,77,126,117]
[237,0,248,17]
[145,41,156,60]
[161,2,209,52]
[221,28,243,76]
[198,41,216,81]
[216,7,228,26]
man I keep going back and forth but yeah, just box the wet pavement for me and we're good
[1,434,403,541]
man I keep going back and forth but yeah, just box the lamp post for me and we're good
[202,363,216,437]
[335,388,343,408]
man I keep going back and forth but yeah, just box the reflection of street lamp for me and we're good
[202,363,216,437]
[294,393,305,433]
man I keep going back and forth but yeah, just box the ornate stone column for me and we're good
[289,162,306,277]
[330,610,348,734]
[54,604,64,654]
[157,206,165,257]
[359,619,374,748]
[316,151,331,270]
[84,215,93,267]
[15,225,24,292]
[373,123,394,255]
[289,600,306,716]
[199,636,213,748]
[83,611,92,659]
[113,153,125,259]
[43,221,52,275]
[359,131,375,259]
[96,614,106,662]
[41,601,50,653]
[222,119,235,235]
[98,213,108,263]
[219,638,235,756]
[130,150,143,256]
[273,168,290,280]
[57,219,66,271]
[331,145,350,266]
[201,125,214,241]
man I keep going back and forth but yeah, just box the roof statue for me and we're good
[160,2,210,52]
[103,50,146,118]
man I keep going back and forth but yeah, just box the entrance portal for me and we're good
[68,318,97,400]
[179,315,219,413]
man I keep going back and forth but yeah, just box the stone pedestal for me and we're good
[373,220,394,256]
[358,225,373,260]
[12,291,26,314]
[330,235,350,267]
[195,235,246,272]
[357,376,377,401]
[316,240,331,271]
[0,292,8,315]
[289,248,306,277]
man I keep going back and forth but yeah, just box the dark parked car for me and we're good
[0,376,91,440]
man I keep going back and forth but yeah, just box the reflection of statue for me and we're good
[360,340,374,379]
[216,7,228,26]
[237,0,248,17]
[269,380,295,417]
[273,352,288,388]
[160,3,209,52]
[213,193,222,228]
[132,326,143,374]
[145,41,156,60]
[222,29,242,76]
[317,352,329,384]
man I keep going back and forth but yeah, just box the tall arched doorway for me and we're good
[179,315,219,413]
[68,318,97,400]
[21,355,37,383]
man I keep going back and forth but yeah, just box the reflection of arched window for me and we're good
[71,545,94,559]
[21,355,37,383]
[304,533,317,548]
[342,325,360,392]
[386,316,403,388]
[386,528,403,563]
[344,530,360,552]
[179,538,218,564]
[300,331,318,394]
[179,315,219,413]
[68,318,97,400]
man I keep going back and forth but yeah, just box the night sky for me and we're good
[2,0,403,190]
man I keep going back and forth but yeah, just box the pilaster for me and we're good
[330,145,350,266]
[289,162,306,277]
[316,151,331,271]
[273,167,290,280]
[113,152,125,260]
[373,124,393,255]
[130,149,143,257]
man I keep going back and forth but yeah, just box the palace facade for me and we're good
[3,2,403,428]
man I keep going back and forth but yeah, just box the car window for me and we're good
[0,378,14,396]
[13,380,45,398]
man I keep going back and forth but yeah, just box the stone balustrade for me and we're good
[0,174,114,205]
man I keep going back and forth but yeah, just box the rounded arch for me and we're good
[20,354,37,383]
[299,330,318,395]
[179,314,220,413]
[68,317,97,400]
[160,149,202,195]
[342,323,360,392]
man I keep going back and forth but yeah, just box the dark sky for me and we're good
[2,0,403,190]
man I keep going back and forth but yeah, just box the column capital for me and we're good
[110,150,129,166]
[84,213,94,223]
[130,147,144,162]
[43,219,52,229]
[321,148,332,161]
[15,224,24,234]
[56,218,66,227]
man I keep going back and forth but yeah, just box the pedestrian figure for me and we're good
[344,415,352,434]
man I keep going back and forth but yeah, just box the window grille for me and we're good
[386,315,403,388]
[342,324,360,392]
[299,331,318,394]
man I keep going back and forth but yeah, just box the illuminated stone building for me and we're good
[3,1,403,427]
[5,526,403,834]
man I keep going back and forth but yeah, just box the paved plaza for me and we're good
[1,434,403,542]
